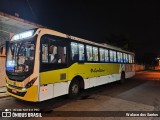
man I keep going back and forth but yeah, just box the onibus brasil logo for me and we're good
[2,109,11,117]
[1,109,42,118]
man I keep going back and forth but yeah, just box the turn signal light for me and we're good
[25,77,37,88]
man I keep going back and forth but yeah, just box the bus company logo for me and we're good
[90,68,105,73]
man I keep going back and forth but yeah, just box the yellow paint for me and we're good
[6,76,25,88]
[6,76,38,102]
[40,68,68,85]
[6,62,134,102]
[40,63,120,85]
[7,85,38,102]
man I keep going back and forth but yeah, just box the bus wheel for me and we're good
[68,80,80,99]
[120,72,125,83]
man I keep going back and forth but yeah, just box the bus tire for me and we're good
[68,79,80,99]
[120,72,125,84]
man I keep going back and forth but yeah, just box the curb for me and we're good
[0,92,10,98]
[0,95,10,98]
[0,86,10,98]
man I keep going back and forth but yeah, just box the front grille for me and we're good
[7,88,26,97]
[8,84,24,90]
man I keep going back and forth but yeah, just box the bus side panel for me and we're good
[125,64,135,78]
[67,63,121,89]
[39,68,69,101]
[53,82,69,97]
[67,63,120,81]
[39,84,53,101]
[40,68,68,85]
[83,74,121,89]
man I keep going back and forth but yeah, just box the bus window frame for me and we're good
[40,35,69,72]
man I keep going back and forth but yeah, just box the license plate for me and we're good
[12,89,17,93]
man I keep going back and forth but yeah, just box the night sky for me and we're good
[0,0,160,62]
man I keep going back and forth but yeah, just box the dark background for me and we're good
[1,0,160,64]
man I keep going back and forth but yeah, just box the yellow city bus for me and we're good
[5,28,135,102]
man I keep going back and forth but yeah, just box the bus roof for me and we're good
[39,28,135,55]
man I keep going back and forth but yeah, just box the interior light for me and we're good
[12,30,35,41]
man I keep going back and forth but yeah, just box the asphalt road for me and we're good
[0,71,160,120]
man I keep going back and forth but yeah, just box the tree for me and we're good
[102,33,135,52]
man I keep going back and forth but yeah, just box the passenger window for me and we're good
[117,52,120,62]
[110,50,114,62]
[123,53,126,63]
[93,47,98,61]
[132,55,135,63]
[71,42,78,61]
[105,49,109,62]
[86,45,93,61]
[49,45,58,63]
[123,53,128,63]
[128,54,132,63]
[110,50,116,62]
[113,51,117,62]
[117,52,123,63]
[42,42,66,64]
[79,44,85,61]
[120,52,123,63]
[126,54,129,63]
[42,44,48,63]
[58,46,66,63]
[129,54,134,63]
[100,48,105,62]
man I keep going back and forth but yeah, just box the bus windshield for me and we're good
[6,38,36,77]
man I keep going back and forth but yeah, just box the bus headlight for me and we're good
[25,77,37,88]
[21,88,26,91]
